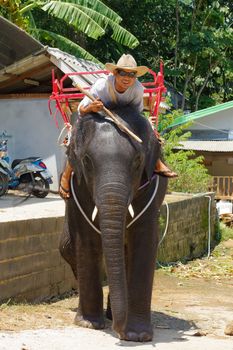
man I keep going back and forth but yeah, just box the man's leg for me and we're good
[59,161,73,199]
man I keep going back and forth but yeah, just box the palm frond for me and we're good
[109,21,139,48]
[73,5,139,48]
[42,1,105,39]
[19,3,38,14]
[36,28,102,63]
[73,5,109,30]
[62,0,122,23]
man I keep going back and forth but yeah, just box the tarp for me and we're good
[171,100,233,127]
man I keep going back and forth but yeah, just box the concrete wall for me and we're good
[158,193,216,263]
[0,98,66,190]
[0,193,216,303]
[0,216,76,303]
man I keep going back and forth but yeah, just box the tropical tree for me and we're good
[173,0,233,110]
[0,0,139,62]
[104,0,233,110]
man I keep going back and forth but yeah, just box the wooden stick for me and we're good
[76,84,142,143]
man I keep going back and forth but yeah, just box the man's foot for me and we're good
[155,159,178,178]
[155,169,178,178]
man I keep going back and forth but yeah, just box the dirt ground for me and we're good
[0,270,232,334]
[0,266,233,349]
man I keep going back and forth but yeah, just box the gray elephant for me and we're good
[60,106,168,342]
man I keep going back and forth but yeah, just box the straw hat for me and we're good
[105,54,148,77]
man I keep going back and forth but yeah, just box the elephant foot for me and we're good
[117,322,153,342]
[74,312,105,330]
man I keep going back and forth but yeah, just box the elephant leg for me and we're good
[74,228,105,330]
[59,214,78,278]
[64,199,105,330]
[123,214,159,342]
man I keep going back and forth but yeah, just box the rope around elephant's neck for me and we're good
[70,173,159,235]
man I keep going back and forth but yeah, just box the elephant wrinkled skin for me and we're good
[59,106,168,342]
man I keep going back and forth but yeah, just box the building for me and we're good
[0,17,104,189]
[171,101,233,199]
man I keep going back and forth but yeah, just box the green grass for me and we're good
[158,221,233,280]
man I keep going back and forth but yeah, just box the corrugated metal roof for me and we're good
[176,140,233,152]
[171,101,233,127]
[47,47,103,88]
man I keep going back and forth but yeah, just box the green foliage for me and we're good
[103,0,233,110]
[219,222,233,241]
[0,0,29,29]
[159,110,211,193]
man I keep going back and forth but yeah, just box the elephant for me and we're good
[59,105,168,342]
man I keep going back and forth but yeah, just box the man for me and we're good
[60,54,177,199]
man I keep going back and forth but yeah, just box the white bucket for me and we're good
[216,200,232,215]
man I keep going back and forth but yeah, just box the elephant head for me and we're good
[64,106,167,340]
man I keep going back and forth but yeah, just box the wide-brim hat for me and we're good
[105,54,148,77]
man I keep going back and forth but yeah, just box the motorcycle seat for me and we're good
[12,157,41,169]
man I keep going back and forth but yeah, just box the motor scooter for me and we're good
[0,140,53,198]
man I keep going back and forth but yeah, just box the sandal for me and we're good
[59,184,70,200]
[59,173,71,200]
[155,170,178,178]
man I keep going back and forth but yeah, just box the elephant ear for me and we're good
[144,127,161,181]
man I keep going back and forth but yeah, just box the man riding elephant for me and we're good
[59,54,177,199]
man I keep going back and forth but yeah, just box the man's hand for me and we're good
[90,98,104,112]
[79,98,103,116]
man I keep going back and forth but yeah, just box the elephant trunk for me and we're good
[96,182,130,333]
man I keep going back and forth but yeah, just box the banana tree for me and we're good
[0,0,139,62]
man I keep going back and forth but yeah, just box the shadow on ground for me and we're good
[0,191,61,209]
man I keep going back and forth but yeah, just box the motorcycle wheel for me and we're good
[31,173,50,198]
[0,172,8,196]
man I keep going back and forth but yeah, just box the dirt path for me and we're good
[0,270,232,350]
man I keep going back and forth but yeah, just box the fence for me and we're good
[210,176,233,200]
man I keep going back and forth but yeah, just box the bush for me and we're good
[219,222,233,241]
[159,110,211,193]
